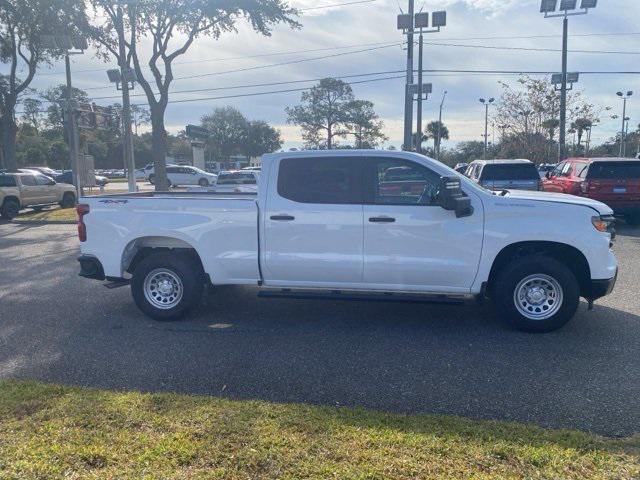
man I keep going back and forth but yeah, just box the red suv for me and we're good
[543,157,640,225]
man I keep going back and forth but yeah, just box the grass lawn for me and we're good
[0,381,638,479]
[15,207,77,223]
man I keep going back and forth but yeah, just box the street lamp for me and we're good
[40,34,87,199]
[436,90,447,160]
[398,5,446,151]
[540,0,597,163]
[616,91,632,156]
[479,97,494,159]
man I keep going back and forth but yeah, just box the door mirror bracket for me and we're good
[438,176,473,218]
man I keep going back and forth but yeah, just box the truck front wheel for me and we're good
[131,252,204,321]
[493,255,579,333]
[1,198,20,220]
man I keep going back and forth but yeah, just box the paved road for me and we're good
[1,222,639,437]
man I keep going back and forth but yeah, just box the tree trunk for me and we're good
[150,106,169,191]
[327,123,332,150]
[0,111,18,172]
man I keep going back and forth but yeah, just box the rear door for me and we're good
[362,157,483,292]
[263,156,364,286]
[18,175,46,204]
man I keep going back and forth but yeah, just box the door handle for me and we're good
[270,215,295,221]
[369,216,396,223]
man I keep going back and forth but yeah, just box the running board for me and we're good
[258,289,465,305]
[104,277,130,289]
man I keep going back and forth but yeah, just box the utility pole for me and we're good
[616,91,632,157]
[403,0,415,151]
[416,31,423,153]
[559,15,568,161]
[116,2,136,193]
[436,90,447,160]
[64,53,81,200]
[479,97,494,160]
[541,0,596,161]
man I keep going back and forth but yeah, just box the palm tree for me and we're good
[571,118,593,148]
[426,121,449,153]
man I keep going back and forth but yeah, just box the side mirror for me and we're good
[438,176,473,218]
[545,171,552,179]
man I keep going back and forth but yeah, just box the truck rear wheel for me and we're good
[493,255,579,333]
[131,251,204,321]
[1,198,20,220]
[60,192,76,209]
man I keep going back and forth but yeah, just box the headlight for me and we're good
[592,215,616,240]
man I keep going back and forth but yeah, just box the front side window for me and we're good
[35,175,52,186]
[369,158,440,206]
[552,162,565,177]
[20,175,37,186]
[559,162,572,177]
[278,157,361,204]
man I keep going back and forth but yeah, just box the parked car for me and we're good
[77,150,617,333]
[143,163,178,183]
[24,166,62,177]
[241,166,262,171]
[155,165,218,187]
[453,163,469,173]
[543,157,640,225]
[465,159,542,191]
[0,172,76,219]
[538,163,556,178]
[213,170,258,192]
[55,171,109,187]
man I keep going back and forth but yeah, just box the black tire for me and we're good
[60,192,76,209]
[148,174,155,185]
[1,198,20,220]
[198,178,209,187]
[493,255,579,333]
[131,251,204,321]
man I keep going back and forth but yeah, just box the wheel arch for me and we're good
[487,241,591,298]
[122,236,207,281]
[1,195,21,208]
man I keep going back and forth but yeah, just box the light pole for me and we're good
[541,0,597,161]
[105,2,137,193]
[398,8,446,151]
[479,97,494,159]
[436,90,447,160]
[41,34,86,200]
[617,91,632,157]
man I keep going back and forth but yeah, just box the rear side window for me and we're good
[278,157,361,204]
[586,161,640,179]
[480,164,539,181]
[0,175,17,187]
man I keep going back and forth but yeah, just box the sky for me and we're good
[6,0,640,151]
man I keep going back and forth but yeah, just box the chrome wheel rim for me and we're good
[143,268,183,310]
[513,274,563,320]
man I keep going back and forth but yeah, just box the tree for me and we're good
[20,97,43,132]
[201,106,249,162]
[571,117,592,149]
[42,85,90,130]
[90,0,299,191]
[0,0,88,171]
[345,100,387,148]
[286,78,355,149]
[245,120,282,157]
[426,120,449,153]
[130,104,150,135]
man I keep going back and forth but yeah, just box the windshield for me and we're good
[481,164,539,181]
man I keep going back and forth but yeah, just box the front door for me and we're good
[362,157,484,293]
[263,156,364,286]
[19,175,47,205]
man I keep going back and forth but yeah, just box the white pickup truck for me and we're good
[77,150,618,332]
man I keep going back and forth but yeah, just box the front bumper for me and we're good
[588,269,618,300]
[78,255,105,281]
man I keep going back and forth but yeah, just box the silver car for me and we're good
[465,159,541,191]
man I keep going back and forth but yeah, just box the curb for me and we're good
[11,220,77,225]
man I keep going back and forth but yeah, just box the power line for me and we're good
[80,43,403,91]
[422,41,640,55]
[31,31,640,79]
[299,0,376,11]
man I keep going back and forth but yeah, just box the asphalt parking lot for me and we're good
[1,221,639,437]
